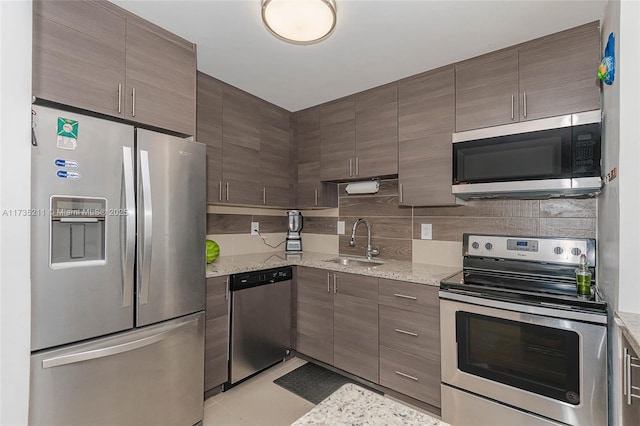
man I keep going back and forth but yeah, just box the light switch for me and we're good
[251,222,259,235]
[337,221,345,235]
[421,224,432,240]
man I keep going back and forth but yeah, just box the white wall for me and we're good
[616,0,640,313]
[0,1,32,424]
[598,0,621,309]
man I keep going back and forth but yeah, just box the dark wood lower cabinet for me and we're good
[379,346,440,407]
[378,279,441,407]
[622,334,640,424]
[333,272,379,384]
[204,276,229,393]
[296,267,334,365]
[296,267,446,404]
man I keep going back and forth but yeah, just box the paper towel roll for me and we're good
[345,180,380,195]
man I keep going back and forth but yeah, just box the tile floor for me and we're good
[203,357,314,426]
[203,357,441,426]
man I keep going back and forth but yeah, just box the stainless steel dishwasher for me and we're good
[227,266,292,386]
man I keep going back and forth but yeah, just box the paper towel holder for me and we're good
[345,179,380,195]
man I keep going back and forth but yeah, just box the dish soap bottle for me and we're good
[575,254,592,299]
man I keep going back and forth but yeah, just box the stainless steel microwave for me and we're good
[451,110,601,199]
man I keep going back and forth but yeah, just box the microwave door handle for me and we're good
[122,146,135,308]
[139,150,153,305]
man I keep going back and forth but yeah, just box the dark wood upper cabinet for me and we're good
[32,0,126,119]
[222,85,263,205]
[33,0,197,136]
[124,20,197,136]
[296,107,338,208]
[456,22,600,132]
[518,22,601,121]
[198,74,293,207]
[320,97,356,181]
[260,102,291,207]
[455,49,519,132]
[398,66,460,206]
[196,72,223,204]
[355,84,398,178]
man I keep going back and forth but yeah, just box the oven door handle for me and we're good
[439,290,607,324]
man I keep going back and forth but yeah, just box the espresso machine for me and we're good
[286,210,303,252]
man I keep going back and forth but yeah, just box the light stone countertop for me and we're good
[206,251,461,287]
[616,311,640,356]
[291,383,449,426]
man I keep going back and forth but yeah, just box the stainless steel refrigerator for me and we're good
[29,105,206,425]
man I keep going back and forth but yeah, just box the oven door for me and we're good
[440,293,607,426]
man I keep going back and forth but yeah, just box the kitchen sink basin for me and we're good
[325,257,384,267]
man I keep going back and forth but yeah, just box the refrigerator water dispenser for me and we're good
[50,196,106,267]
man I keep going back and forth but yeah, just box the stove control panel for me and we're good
[465,234,594,266]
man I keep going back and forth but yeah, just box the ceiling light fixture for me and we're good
[261,0,337,45]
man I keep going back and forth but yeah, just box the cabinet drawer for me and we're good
[378,279,438,315]
[379,305,438,361]
[379,346,440,407]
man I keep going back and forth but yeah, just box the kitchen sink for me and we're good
[325,257,384,267]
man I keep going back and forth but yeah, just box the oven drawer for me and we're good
[378,279,438,315]
[379,346,440,407]
[379,305,438,361]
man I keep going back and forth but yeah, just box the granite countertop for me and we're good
[616,311,640,355]
[206,251,461,286]
[291,383,449,426]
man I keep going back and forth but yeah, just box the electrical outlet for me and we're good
[337,221,345,235]
[251,222,259,235]
[421,223,432,240]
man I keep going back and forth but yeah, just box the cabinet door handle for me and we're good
[226,182,229,201]
[225,277,229,300]
[511,94,514,120]
[523,92,527,118]
[333,274,337,294]
[131,87,136,117]
[314,189,318,207]
[624,348,629,398]
[399,183,403,204]
[262,187,266,205]
[393,293,417,300]
[118,84,122,114]
[218,181,222,202]
[349,158,353,177]
[394,328,418,337]
[355,157,359,176]
[327,272,331,293]
[395,371,418,381]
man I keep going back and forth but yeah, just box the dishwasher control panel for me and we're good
[230,267,293,291]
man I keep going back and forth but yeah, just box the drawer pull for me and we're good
[395,371,418,381]
[394,293,417,300]
[394,328,418,337]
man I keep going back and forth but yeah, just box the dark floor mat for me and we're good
[273,362,382,404]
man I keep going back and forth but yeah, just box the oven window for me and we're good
[456,311,580,405]
[453,127,572,184]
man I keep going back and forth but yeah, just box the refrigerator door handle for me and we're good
[122,147,135,308]
[41,317,199,369]
[139,150,153,305]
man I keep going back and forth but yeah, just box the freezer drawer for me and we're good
[29,313,204,426]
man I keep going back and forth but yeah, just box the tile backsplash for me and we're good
[206,179,597,263]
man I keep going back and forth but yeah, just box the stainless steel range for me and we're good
[440,234,607,426]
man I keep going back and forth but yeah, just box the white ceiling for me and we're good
[111,0,606,112]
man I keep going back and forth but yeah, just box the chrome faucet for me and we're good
[349,218,380,260]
